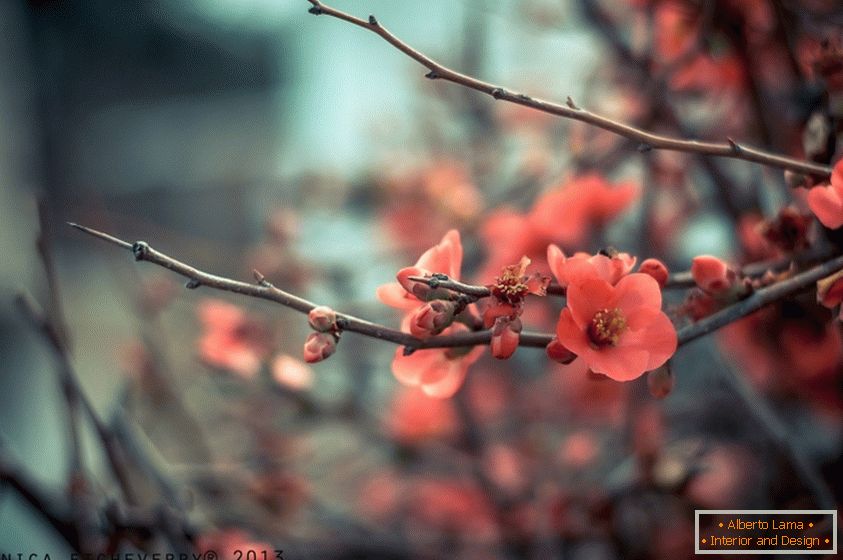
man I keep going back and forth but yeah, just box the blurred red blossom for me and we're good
[479,174,639,281]
[385,387,458,444]
[196,299,271,378]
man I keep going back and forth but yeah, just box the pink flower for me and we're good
[377,229,463,310]
[638,258,669,287]
[547,244,636,288]
[691,255,735,294]
[554,274,677,381]
[391,323,484,398]
[807,159,843,229]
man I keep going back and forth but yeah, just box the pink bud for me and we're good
[691,255,734,294]
[638,258,669,287]
[647,364,674,399]
[303,332,336,363]
[308,305,337,332]
[491,317,521,360]
[409,301,457,338]
[397,266,433,300]
[545,338,576,364]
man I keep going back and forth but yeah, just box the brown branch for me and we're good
[677,252,843,345]
[73,224,843,356]
[69,223,553,350]
[305,0,831,178]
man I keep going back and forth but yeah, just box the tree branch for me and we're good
[305,0,831,178]
[69,223,552,350]
[677,252,843,345]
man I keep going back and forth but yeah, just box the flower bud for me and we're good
[397,266,433,300]
[303,332,336,363]
[308,305,337,332]
[545,337,576,364]
[691,255,735,294]
[410,300,457,338]
[491,317,521,360]
[647,363,674,399]
[638,258,669,287]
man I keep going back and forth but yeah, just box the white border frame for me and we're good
[695,510,837,555]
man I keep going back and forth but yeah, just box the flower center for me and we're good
[491,268,529,305]
[587,308,627,348]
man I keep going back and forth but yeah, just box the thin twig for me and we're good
[305,0,830,178]
[677,252,843,345]
[69,223,552,350]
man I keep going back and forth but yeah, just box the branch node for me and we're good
[637,142,653,153]
[131,242,149,262]
[402,346,417,356]
[307,5,322,15]
[728,138,741,153]
[184,279,201,290]
[335,316,349,330]
[368,14,379,26]
[566,96,578,109]
[253,269,267,285]
[491,88,505,100]
[424,70,439,80]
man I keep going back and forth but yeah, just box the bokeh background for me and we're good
[1,1,842,558]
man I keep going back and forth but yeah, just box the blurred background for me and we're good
[1,0,842,558]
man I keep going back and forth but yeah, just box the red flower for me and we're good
[377,229,463,310]
[807,159,843,229]
[391,323,484,398]
[554,274,677,381]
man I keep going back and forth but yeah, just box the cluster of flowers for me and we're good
[362,229,676,398]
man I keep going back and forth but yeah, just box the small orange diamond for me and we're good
[702,539,707,544]
[809,523,814,527]
[719,522,724,527]
[826,539,830,544]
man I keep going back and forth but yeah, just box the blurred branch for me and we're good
[305,0,831,178]
[0,439,78,548]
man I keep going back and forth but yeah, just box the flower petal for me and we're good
[376,283,419,311]
[613,273,662,313]
[587,345,650,381]
[567,277,616,328]
[554,308,593,356]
